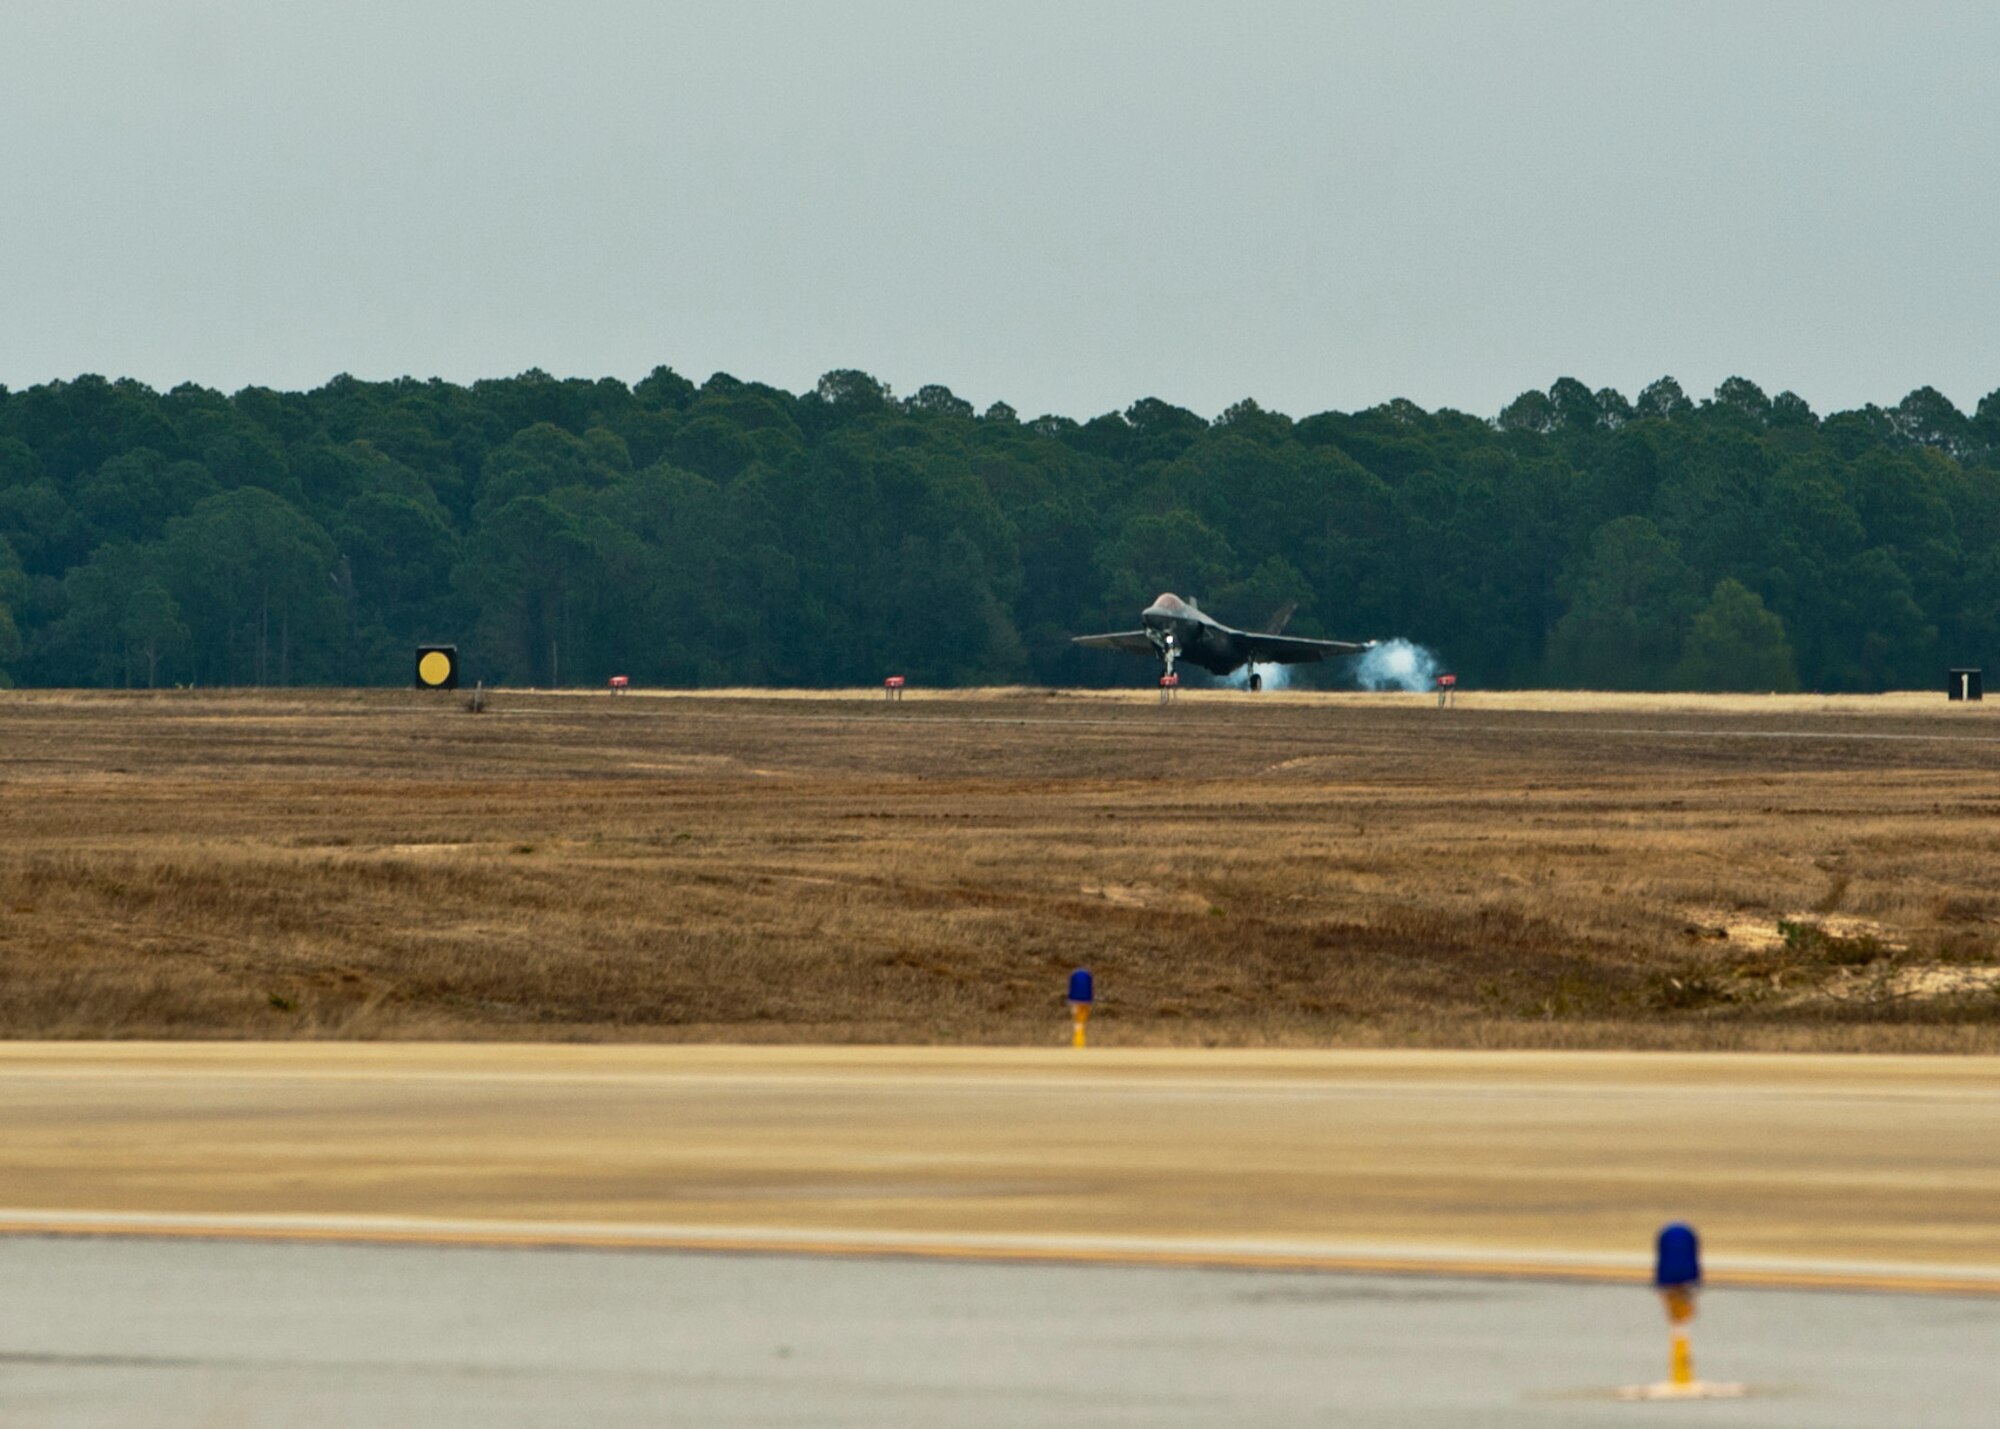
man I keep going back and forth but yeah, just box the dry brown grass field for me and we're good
[2,685,1997,1049]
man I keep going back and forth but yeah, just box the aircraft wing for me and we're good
[1236,632,1374,664]
[1071,630,1157,655]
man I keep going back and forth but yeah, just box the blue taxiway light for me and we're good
[1655,1222,1701,1288]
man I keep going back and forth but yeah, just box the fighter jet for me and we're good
[1073,593,1376,689]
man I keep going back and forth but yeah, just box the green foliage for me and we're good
[1095,510,1236,618]
[1777,918,1887,968]
[0,368,1996,690]
[50,541,184,687]
[159,488,342,685]
[1546,518,1701,690]
[0,535,24,683]
[1672,579,1800,692]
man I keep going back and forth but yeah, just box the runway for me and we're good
[4,1236,1996,1427]
[5,1044,1996,1423]
[2,1044,1995,1288]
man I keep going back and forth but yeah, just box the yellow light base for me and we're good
[1614,1381,1748,1402]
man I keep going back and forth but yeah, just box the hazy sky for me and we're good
[5,2,1997,420]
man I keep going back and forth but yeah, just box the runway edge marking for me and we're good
[0,1212,1992,1297]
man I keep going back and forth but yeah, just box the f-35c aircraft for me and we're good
[1074,593,1375,689]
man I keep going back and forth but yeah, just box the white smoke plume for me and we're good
[1354,639,1444,692]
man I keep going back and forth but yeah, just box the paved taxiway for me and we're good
[1,1045,1995,1288]
[4,1236,1996,1427]
[6,1045,1995,1423]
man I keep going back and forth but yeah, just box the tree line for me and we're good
[1,366,1996,692]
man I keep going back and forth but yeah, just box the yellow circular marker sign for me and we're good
[414,646,458,690]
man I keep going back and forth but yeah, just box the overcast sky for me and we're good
[5,1,1997,421]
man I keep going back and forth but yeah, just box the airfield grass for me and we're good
[1,686,1997,1049]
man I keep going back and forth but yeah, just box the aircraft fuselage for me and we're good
[1073,592,1373,684]
[1141,594,1247,676]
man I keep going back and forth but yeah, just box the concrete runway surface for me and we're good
[1,1044,1995,1288]
[2,1044,1995,1422]
[3,1237,1996,1427]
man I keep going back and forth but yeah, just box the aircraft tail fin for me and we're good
[1263,601,1297,635]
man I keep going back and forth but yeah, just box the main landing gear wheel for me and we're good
[1248,671,1263,693]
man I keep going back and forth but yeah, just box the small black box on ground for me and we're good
[1948,668,1982,701]
[416,645,459,690]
